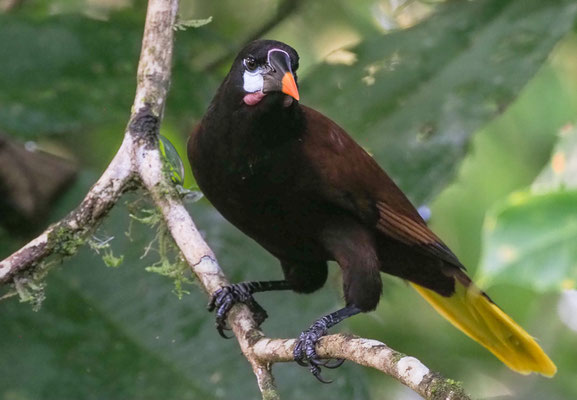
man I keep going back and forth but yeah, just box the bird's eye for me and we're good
[244,57,257,72]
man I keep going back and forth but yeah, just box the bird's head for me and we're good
[225,40,300,109]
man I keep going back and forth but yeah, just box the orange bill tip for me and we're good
[281,72,300,101]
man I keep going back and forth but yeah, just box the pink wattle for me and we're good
[243,91,266,105]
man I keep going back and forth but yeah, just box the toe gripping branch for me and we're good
[207,280,291,338]
[293,305,361,383]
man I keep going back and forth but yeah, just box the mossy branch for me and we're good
[0,1,471,399]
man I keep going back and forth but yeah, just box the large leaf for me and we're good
[477,190,577,291]
[477,125,577,291]
[303,0,577,203]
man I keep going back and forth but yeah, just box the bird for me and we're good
[187,39,556,382]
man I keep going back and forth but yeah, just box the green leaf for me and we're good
[478,190,577,291]
[174,16,213,31]
[478,125,577,291]
[303,0,577,203]
[159,135,186,185]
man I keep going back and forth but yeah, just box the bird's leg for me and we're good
[208,280,292,338]
[293,305,361,383]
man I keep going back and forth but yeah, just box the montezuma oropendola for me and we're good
[187,39,556,382]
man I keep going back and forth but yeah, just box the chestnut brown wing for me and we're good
[300,105,462,268]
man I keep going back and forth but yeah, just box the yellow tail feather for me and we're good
[410,281,557,377]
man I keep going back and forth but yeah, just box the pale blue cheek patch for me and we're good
[243,70,263,93]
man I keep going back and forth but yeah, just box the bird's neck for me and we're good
[244,101,304,145]
[207,93,304,148]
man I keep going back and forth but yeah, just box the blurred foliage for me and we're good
[478,125,577,291]
[533,124,577,192]
[0,11,215,140]
[1,0,577,399]
[304,0,577,203]
[423,30,577,400]
[479,190,577,291]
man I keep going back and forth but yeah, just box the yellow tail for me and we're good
[410,280,556,377]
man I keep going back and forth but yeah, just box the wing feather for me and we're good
[301,106,461,267]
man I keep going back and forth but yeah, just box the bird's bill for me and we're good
[281,72,300,101]
[263,49,300,101]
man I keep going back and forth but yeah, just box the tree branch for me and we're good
[0,1,470,399]
[0,136,135,284]
[254,335,469,400]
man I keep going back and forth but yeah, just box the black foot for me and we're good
[293,305,361,383]
[293,321,345,383]
[207,283,268,338]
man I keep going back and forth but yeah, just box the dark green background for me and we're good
[1,0,577,398]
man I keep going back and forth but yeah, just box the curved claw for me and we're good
[293,306,360,383]
[207,296,217,312]
[293,333,310,366]
[322,358,345,369]
[208,284,268,338]
[295,358,309,367]
[293,325,338,383]
[310,363,333,384]
[207,286,229,311]
[216,325,232,339]
[215,316,233,339]
[309,357,345,369]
